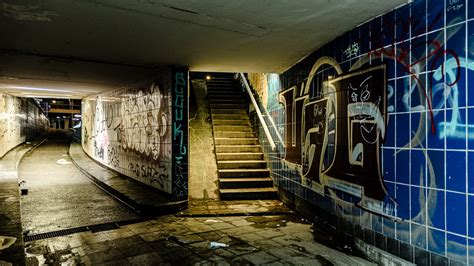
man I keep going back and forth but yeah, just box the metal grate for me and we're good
[23,218,150,242]
[88,222,120,233]
[24,227,89,242]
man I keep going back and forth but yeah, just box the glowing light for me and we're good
[6,86,72,92]
[206,75,211,80]
[22,95,72,99]
[52,100,56,104]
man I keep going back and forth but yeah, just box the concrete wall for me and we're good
[0,93,48,158]
[250,0,474,264]
[82,67,189,199]
[188,80,219,200]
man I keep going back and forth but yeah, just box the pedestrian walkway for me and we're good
[19,132,139,235]
[0,140,44,265]
[25,213,375,265]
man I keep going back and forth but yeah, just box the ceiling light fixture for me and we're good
[5,86,72,93]
[22,95,72,99]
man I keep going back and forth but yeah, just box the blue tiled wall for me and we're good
[253,0,474,264]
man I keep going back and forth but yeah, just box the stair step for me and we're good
[212,119,250,126]
[210,103,246,109]
[211,114,248,120]
[207,92,242,97]
[215,145,261,153]
[206,81,238,86]
[211,109,247,115]
[207,85,242,92]
[207,88,241,93]
[215,138,258,145]
[208,99,246,105]
[219,177,274,189]
[219,187,278,200]
[218,168,270,178]
[218,160,267,169]
[213,125,252,132]
[216,152,263,161]
[214,131,255,138]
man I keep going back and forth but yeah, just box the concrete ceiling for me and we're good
[0,0,407,98]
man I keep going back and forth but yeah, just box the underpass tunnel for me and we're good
[1,0,472,265]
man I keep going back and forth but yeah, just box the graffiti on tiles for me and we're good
[249,2,474,261]
[82,75,173,193]
[278,60,393,216]
[171,67,189,200]
[0,94,48,157]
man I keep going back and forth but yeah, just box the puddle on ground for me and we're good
[245,215,301,229]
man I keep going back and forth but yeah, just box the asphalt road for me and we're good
[19,131,139,235]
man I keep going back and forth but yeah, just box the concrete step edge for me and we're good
[218,168,270,172]
[215,145,261,147]
[214,138,258,141]
[216,152,263,155]
[217,160,266,164]
[219,188,278,193]
[219,177,273,182]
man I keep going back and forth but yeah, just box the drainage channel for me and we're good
[23,218,147,242]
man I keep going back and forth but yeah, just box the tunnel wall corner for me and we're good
[81,66,189,200]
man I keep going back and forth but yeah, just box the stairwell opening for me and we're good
[188,72,277,202]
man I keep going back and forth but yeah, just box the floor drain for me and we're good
[24,227,89,242]
[88,223,120,233]
[24,221,126,242]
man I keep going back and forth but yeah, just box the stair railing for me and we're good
[238,73,276,151]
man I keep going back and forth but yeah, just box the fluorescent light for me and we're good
[22,95,72,99]
[5,86,72,93]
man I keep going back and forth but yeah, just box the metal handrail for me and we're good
[265,110,284,147]
[239,73,276,151]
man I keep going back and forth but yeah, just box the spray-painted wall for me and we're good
[82,67,189,199]
[0,93,49,157]
[251,0,473,264]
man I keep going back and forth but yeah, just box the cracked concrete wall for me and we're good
[0,93,48,158]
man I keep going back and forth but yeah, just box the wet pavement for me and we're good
[25,214,375,265]
[19,131,139,235]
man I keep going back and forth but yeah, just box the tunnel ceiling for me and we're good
[0,0,407,98]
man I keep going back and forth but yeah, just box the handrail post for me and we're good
[239,73,277,151]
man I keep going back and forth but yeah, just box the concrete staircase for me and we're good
[207,78,278,200]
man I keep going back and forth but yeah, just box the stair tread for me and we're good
[217,152,263,155]
[218,168,269,172]
[220,187,277,193]
[216,144,260,147]
[212,118,249,121]
[215,137,258,140]
[219,177,273,182]
[213,125,251,127]
[218,160,266,164]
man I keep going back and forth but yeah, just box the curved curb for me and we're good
[68,142,188,217]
